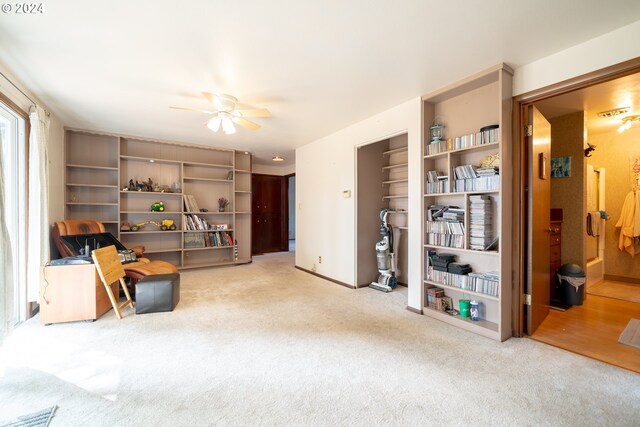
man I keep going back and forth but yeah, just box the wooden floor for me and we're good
[531,287,640,374]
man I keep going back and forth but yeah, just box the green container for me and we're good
[459,299,471,318]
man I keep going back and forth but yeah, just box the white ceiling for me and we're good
[1,1,640,166]
[535,72,640,135]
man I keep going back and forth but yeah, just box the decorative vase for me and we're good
[218,207,225,212]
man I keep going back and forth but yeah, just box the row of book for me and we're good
[426,233,464,248]
[469,195,493,251]
[184,214,228,231]
[425,220,464,235]
[426,126,500,155]
[184,231,234,248]
[426,268,500,297]
[183,194,201,213]
[453,175,499,192]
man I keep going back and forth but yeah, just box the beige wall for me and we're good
[550,112,586,267]
[588,125,640,281]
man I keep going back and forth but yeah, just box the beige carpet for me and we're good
[588,281,640,303]
[618,319,640,349]
[1,252,639,426]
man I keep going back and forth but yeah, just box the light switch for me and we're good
[343,190,351,198]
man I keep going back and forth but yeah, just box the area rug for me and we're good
[0,406,57,427]
[618,319,640,350]
[587,281,640,304]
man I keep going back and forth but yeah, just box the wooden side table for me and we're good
[40,263,118,324]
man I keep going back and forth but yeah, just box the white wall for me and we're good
[296,97,423,309]
[0,63,65,225]
[514,20,640,96]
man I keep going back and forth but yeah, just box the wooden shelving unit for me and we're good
[64,128,253,269]
[421,64,513,341]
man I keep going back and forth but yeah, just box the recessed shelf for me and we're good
[383,179,408,185]
[183,246,233,251]
[382,163,408,170]
[66,183,118,188]
[66,202,118,206]
[120,230,182,235]
[143,248,182,254]
[422,306,499,334]
[120,211,182,214]
[424,141,500,159]
[66,164,118,171]
[184,211,234,215]
[424,190,498,197]
[120,155,181,165]
[183,177,233,183]
[423,244,499,255]
[383,195,407,199]
[235,190,251,194]
[120,191,183,197]
[184,161,233,169]
[183,229,234,233]
[423,280,499,301]
[383,147,408,156]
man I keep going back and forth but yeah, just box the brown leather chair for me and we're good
[52,220,178,294]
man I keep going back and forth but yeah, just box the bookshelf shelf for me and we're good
[382,162,408,170]
[423,280,499,301]
[183,246,233,251]
[421,64,513,342]
[382,195,408,200]
[383,146,408,156]
[383,179,408,185]
[65,128,253,268]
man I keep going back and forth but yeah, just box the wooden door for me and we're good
[252,174,287,254]
[526,106,551,334]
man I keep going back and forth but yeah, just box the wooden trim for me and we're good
[0,91,29,120]
[406,305,423,315]
[512,57,640,336]
[603,275,640,285]
[514,57,640,104]
[295,265,356,289]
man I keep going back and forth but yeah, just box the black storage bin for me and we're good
[135,273,180,314]
[557,264,586,306]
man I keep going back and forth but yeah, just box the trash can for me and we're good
[557,264,586,306]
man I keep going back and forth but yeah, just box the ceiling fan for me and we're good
[170,92,271,135]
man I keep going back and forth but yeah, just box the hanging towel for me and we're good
[587,211,601,237]
[615,191,640,256]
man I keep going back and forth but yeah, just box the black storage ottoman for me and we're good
[135,273,180,314]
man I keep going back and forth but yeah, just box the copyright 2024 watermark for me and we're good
[1,3,45,13]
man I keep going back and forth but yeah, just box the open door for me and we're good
[526,106,551,334]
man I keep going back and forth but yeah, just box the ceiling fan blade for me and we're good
[232,108,271,118]
[170,106,215,114]
[202,92,215,104]
[232,116,261,131]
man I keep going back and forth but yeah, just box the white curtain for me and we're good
[0,122,14,344]
[26,106,50,302]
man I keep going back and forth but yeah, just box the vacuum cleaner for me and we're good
[370,208,397,292]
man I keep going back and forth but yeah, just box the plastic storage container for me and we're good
[557,263,586,306]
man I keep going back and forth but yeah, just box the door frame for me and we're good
[284,173,295,247]
[511,57,640,337]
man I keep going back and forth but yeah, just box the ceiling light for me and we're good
[597,107,630,118]
[272,156,284,162]
[221,117,236,135]
[618,115,640,133]
[206,116,221,132]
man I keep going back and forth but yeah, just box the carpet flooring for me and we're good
[0,252,639,426]
[587,280,640,303]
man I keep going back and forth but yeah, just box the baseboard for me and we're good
[603,275,640,284]
[406,306,423,315]
[295,265,356,289]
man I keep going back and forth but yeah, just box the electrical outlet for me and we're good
[318,256,322,264]
[311,263,316,272]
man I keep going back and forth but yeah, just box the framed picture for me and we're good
[551,156,571,178]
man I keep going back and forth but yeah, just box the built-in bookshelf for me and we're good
[421,64,513,341]
[63,128,252,269]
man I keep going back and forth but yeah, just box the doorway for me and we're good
[251,174,288,255]
[514,58,640,372]
[286,174,295,252]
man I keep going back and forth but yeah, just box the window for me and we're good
[1,99,28,323]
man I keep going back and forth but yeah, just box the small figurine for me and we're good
[128,179,136,191]
[151,201,165,212]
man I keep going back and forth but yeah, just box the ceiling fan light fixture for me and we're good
[618,114,640,133]
[272,156,285,162]
[206,116,222,132]
[222,117,236,135]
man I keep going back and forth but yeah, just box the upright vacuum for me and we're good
[370,208,397,292]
